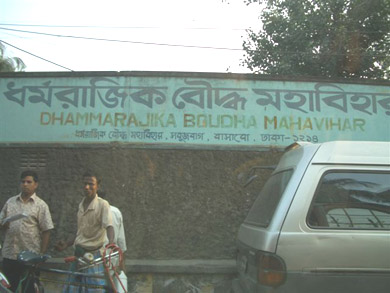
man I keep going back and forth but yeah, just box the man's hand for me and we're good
[120,260,126,272]
[55,240,69,252]
[0,222,10,230]
[55,236,76,252]
[106,226,115,244]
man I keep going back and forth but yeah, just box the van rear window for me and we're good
[244,169,293,227]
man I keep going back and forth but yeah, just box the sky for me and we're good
[0,0,263,73]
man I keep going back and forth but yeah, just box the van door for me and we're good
[277,167,390,293]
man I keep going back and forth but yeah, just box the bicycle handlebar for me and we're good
[17,251,51,265]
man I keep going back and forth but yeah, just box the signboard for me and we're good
[1,72,389,149]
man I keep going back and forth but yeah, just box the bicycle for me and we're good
[0,271,11,293]
[15,244,126,293]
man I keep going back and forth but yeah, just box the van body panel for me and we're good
[234,141,390,293]
[276,163,390,291]
[278,230,390,271]
[237,143,320,251]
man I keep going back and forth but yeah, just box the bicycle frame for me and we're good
[102,244,127,293]
[17,267,42,293]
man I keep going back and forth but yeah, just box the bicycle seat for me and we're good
[17,251,51,264]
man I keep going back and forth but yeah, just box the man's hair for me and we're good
[82,171,101,184]
[98,190,106,199]
[21,170,39,182]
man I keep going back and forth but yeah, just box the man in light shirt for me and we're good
[55,171,114,292]
[0,170,54,292]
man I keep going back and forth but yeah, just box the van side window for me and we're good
[307,171,390,230]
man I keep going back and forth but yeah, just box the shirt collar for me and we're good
[81,194,99,211]
[17,193,37,202]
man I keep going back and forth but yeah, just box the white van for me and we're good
[232,141,390,293]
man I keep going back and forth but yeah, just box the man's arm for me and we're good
[117,215,127,252]
[120,253,126,272]
[117,213,127,272]
[40,230,51,254]
[106,226,115,245]
[0,222,9,231]
[38,201,54,253]
[55,235,76,252]
[0,203,9,230]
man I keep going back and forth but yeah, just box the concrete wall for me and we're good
[0,145,282,291]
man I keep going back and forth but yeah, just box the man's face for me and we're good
[21,176,38,197]
[83,176,98,199]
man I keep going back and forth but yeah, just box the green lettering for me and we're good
[103,113,113,126]
[328,118,341,130]
[166,114,177,127]
[90,113,102,125]
[247,116,257,129]
[221,115,232,128]
[127,113,138,127]
[52,112,64,125]
[138,114,149,127]
[264,116,277,129]
[64,113,75,125]
[279,117,289,129]
[314,118,325,130]
[197,115,207,128]
[302,118,313,130]
[155,113,165,127]
[76,113,89,125]
[184,114,195,127]
[115,113,126,127]
[40,112,51,125]
[342,119,351,131]
[289,117,301,130]
[354,119,365,131]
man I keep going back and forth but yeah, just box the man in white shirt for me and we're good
[99,191,127,266]
[99,191,127,292]
[109,205,127,272]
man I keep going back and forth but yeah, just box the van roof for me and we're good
[311,141,390,165]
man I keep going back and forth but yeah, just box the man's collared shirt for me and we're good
[0,193,54,260]
[75,195,113,251]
